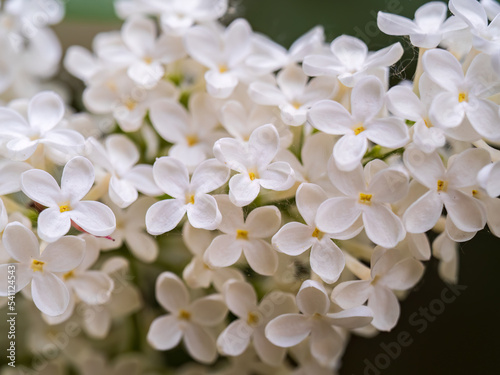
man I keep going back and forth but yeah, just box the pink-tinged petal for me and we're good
[204,234,243,268]
[466,98,500,141]
[368,168,409,203]
[190,294,227,326]
[377,11,418,36]
[70,271,114,305]
[152,157,189,199]
[122,15,156,57]
[214,194,245,234]
[6,137,39,161]
[333,133,368,171]
[0,264,31,296]
[246,205,281,238]
[272,222,315,256]
[124,165,162,196]
[190,159,229,194]
[429,91,466,128]
[243,239,279,276]
[351,76,385,122]
[309,321,344,367]
[310,240,345,284]
[369,285,400,331]
[146,199,186,235]
[155,272,189,312]
[403,147,445,189]
[41,236,85,272]
[28,91,65,133]
[217,320,252,356]
[187,194,221,230]
[183,323,217,364]
[31,272,70,316]
[381,257,424,290]
[229,173,261,207]
[248,124,280,168]
[149,99,189,144]
[21,168,61,207]
[125,231,159,263]
[404,190,443,233]
[147,314,183,350]
[2,222,39,262]
[363,204,405,248]
[223,280,258,319]
[109,176,138,208]
[265,314,311,347]
[442,189,487,232]
[316,197,362,235]
[70,201,116,237]
[61,156,95,203]
[331,280,371,309]
[37,208,72,243]
[296,280,330,316]
[364,117,409,148]
[446,148,490,188]
[308,99,353,135]
[422,49,464,91]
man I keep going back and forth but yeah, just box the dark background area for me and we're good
[60,1,500,374]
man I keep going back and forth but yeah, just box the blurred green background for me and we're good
[58,0,500,374]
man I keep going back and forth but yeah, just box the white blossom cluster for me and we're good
[1,0,500,373]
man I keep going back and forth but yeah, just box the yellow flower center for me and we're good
[292,101,302,109]
[458,92,468,103]
[311,227,324,240]
[248,170,259,181]
[31,259,45,272]
[353,124,365,135]
[358,193,372,205]
[124,98,137,111]
[186,194,195,205]
[186,135,198,147]
[236,229,249,240]
[424,118,432,128]
[63,270,75,280]
[247,311,260,326]
[178,309,191,320]
[437,180,448,192]
[219,64,228,73]
[59,204,71,213]
[472,189,479,198]
[143,56,153,64]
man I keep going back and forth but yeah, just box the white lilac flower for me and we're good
[331,247,424,331]
[86,134,161,208]
[217,280,296,365]
[477,160,500,198]
[265,280,373,367]
[0,91,84,161]
[213,124,295,207]
[403,147,489,233]
[146,157,229,234]
[432,232,459,284]
[377,2,466,48]
[204,195,281,276]
[481,0,500,20]
[184,18,253,98]
[302,35,403,87]
[149,93,222,172]
[147,272,227,363]
[308,76,409,171]
[423,49,500,141]
[20,156,117,242]
[0,222,85,316]
[315,159,408,248]
[273,183,357,284]
[248,64,337,126]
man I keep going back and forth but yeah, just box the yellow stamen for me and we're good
[311,228,324,240]
[143,56,153,64]
[358,193,372,205]
[437,180,448,192]
[178,309,191,320]
[31,259,45,272]
[248,170,259,181]
[219,64,228,73]
[458,92,468,103]
[186,194,195,205]
[472,189,479,198]
[186,135,198,147]
[247,311,260,326]
[59,204,70,213]
[63,270,75,280]
[424,118,432,128]
[292,101,301,109]
[124,99,136,111]
[236,229,249,240]
[353,124,365,135]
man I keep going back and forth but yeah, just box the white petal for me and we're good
[105,134,139,175]
[265,314,311,347]
[369,286,400,331]
[331,35,368,68]
[184,323,217,364]
[243,239,279,275]
[147,314,183,350]
[42,129,85,153]
[152,157,189,199]
[386,85,425,120]
[307,99,353,135]
[213,137,249,172]
[217,320,252,356]
[2,222,39,263]
[41,236,85,272]
[381,257,424,290]
[37,208,72,243]
[316,197,362,234]
[122,15,156,57]
[363,204,405,248]
[149,99,188,144]
[447,148,490,188]
[146,199,186,235]
[302,54,341,77]
[187,194,221,230]
[296,279,330,316]
[6,137,39,161]
[124,165,162,196]
[331,280,371,309]
[309,321,344,367]
[377,11,418,36]
[248,124,280,168]
[205,234,243,268]
[223,280,258,319]
[31,272,70,316]
[214,194,245,234]
[449,0,488,29]
[28,91,65,133]
[224,18,252,67]
[351,76,384,122]
[83,308,111,340]
[272,222,315,256]
[442,189,486,232]
[245,205,281,238]
[70,201,116,237]
[429,92,465,128]
[155,272,189,312]
[21,168,61,207]
[205,70,238,99]
[406,232,431,260]
[71,271,114,305]
[466,98,500,141]
[0,161,31,195]
[259,161,295,191]
[248,82,286,106]
[61,156,95,203]
[422,49,464,90]
[109,176,138,208]
[327,158,366,196]
[277,64,308,100]
[326,305,374,329]
[364,117,409,148]
[333,134,368,171]
[253,327,286,366]
[190,159,229,194]
[128,61,164,88]
[125,231,159,263]
[368,168,409,203]
[478,162,500,198]
[0,264,31,296]
[190,294,227,326]
[310,240,345,284]
[403,147,445,189]
[229,173,261,207]
[404,190,443,233]
[184,25,219,69]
